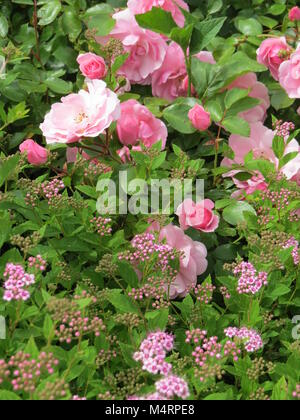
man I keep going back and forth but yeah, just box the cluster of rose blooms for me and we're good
[132,330,189,400]
[224,327,263,353]
[2,263,35,302]
[233,262,268,295]
[0,352,59,394]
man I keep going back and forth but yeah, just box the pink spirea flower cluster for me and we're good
[28,255,47,272]
[155,375,190,399]
[0,352,59,393]
[128,392,168,400]
[224,327,263,353]
[194,283,216,304]
[292,384,300,399]
[273,120,295,138]
[41,178,65,206]
[283,237,299,266]
[133,331,174,375]
[72,395,87,401]
[233,262,268,295]
[90,216,112,236]
[56,312,105,344]
[2,263,35,302]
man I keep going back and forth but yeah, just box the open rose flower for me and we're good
[226,73,270,123]
[176,199,219,233]
[221,122,300,182]
[229,173,269,199]
[19,140,48,165]
[117,99,167,149]
[152,43,216,101]
[98,9,167,85]
[148,222,208,298]
[289,6,300,21]
[40,79,120,144]
[77,53,107,80]
[128,0,189,28]
[257,37,291,81]
[279,46,300,98]
[188,104,211,131]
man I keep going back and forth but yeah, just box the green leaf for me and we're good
[107,290,139,314]
[24,337,39,359]
[163,98,197,134]
[62,8,82,41]
[226,97,260,117]
[170,24,194,51]
[225,88,249,109]
[146,309,169,331]
[268,4,286,16]
[279,152,298,170]
[271,377,288,400]
[38,0,62,26]
[190,17,226,54]
[0,154,20,188]
[221,52,266,86]
[236,18,263,36]
[117,261,139,288]
[0,14,9,38]
[44,78,73,94]
[272,135,285,159]
[0,391,21,401]
[191,58,222,99]
[223,201,256,226]
[43,314,54,341]
[135,7,177,36]
[223,116,250,137]
[87,12,115,37]
[0,212,12,249]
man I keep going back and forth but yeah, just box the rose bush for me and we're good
[0,0,299,402]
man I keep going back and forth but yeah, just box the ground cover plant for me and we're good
[0,0,300,401]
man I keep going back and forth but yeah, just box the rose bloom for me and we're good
[188,104,211,131]
[221,122,300,181]
[148,222,208,298]
[117,145,142,163]
[152,43,216,101]
[19,139,48,165]
[289,6,300,21]
[229,173,268,199]
[128,0,189,28]
[77,53,107,80]
[176,199,219,233]
[117,99,168,149]
[40,79,120,144]
[226,73,270,123]
[257,37,291,81]
[279,46,300,98]
[98,9,167,85]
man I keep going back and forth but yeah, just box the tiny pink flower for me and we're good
[77,53,107,80]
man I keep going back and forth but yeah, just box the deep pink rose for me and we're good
[40,80,120,144]
[117,99,167,149]
[226,73,270,123]
[128,0,189,28]
[148,223,208,298]
[257,37,291,81]
[19,140,48,165]
[221,122,300,181]
[279,46,300,98]
[289,6,300,21]
[176,199,219,233]
[98,9,167,85]
[77,53,107,80]
[188,104,211,131]
[151,42,216,101]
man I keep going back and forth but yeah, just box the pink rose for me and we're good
[188,104,211,131]
[230,174,268,199]
[226,73,270,123]
[257,37,291,81]
[176,199,219,233]
[221,122,300,181]
[40,80,120,144]
[77,53,107,80]
[117,99,167,149]
[148,223,208,298]
[19,140,48,165]
[117,145,142,163]
[279,46,300,98]
[289,6,300,21]
[152,43,216,101]
[98,9,167,85]
[128,0,189,28]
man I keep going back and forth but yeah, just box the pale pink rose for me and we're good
[256,37,291,81]
[148,222,208,298]
[97,9,167,85]
[77,53,107,80]
[151,43,216,101]
[188,104,211,131]
[128,0,189,28]
[117,99,167,149]
[221,122,300,181]
[19,140,48,165]
[40,80,120,145]
[176,199,219,233]
[230,174,268,199]
[289,6,300,21]
[226,73,270,123]
[279,46,300,98]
